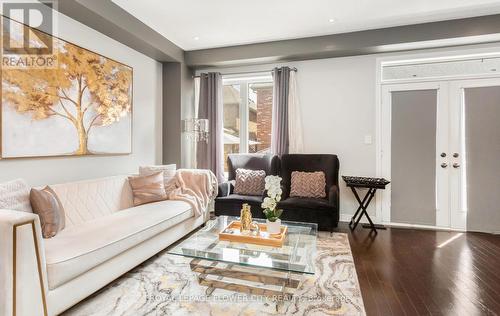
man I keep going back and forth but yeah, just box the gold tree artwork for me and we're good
[2,21,132,156]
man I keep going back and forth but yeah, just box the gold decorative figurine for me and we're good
[240,204,253,234]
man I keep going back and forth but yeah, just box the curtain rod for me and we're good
[193,67,297,78]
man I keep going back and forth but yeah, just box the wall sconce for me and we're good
[182,118,209,143]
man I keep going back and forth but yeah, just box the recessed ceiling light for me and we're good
[193,36,200,41]
[328,18,336,23]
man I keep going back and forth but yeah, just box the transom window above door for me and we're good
[222,73,274,171]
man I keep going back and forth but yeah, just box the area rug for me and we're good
[63,232,365,316]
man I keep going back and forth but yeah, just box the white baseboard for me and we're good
[339,213,376,224]
[339,213,466,232]
[384,222,465,232]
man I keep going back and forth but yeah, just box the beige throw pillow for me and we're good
[139,164,177,195]
[290,171,326,198]
[234,168,266,196]
[30,186,66,238]
[128,172,167,206]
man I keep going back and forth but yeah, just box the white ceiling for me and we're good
[112,0,500,51]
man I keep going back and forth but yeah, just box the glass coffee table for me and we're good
[168,216,318,301]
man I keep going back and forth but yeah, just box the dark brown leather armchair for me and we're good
[214,153,340,231]
[214,153,280,218]
[278,154,340,231]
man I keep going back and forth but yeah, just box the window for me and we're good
[222,74,273,172]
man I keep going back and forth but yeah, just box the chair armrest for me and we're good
[0,209,48,316]
[217,180,234,197]
[0,208,38,225]
[328,184,340,210]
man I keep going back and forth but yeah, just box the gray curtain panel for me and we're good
[196,72,224,182]
[271,67,291,155]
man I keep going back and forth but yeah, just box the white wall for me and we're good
[294,55,376,214]
[289,56,378,217]
[0,10,163,187]
[197,55,378,217]
[196,42,500,219]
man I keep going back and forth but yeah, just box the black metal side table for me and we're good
[342,176,390,234]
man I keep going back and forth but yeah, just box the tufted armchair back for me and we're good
[227,153,280,181]
[279,154,339,199]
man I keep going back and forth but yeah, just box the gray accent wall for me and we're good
[162,63,194,166]
[464,87,500,233]
[391,90,437,226]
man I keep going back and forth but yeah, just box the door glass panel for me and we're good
[248,83,273,154]
[464,86,500,233]
[391,90,437,225]
[223,84,241,172]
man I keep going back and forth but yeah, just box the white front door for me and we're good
[381,82,453,228]
[449,78,500,233]
[382,78,500,231]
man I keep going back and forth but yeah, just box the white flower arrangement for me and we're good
[261,175,283,222]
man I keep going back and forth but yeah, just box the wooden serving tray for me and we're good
[219,221,287,247]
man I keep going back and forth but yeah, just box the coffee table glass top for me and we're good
[168,216,318,275]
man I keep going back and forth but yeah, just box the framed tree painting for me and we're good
[1,17,133,158]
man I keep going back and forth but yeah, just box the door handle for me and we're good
[453,163,460,168]
[441,163,448,168]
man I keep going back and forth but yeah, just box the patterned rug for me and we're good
[64,232,365,316]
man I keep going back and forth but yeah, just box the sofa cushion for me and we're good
[50,176,134,228]
[44,200,193,289]
[278,197,333,211]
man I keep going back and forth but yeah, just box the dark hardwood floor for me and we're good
[333,223,500,316]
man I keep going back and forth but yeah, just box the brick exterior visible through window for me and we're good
[251,84,273,153]
[222,79,273,172]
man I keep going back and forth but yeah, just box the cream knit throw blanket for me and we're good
[168,169,217,217]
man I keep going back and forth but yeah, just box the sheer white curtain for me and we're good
[287,70,304,153]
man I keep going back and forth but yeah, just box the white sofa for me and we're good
[0,175,212,316]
